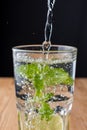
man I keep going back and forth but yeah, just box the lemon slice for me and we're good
[30,114,63,130]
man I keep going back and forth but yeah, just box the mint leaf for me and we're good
[34,73,44,97]
[39,102,54,121]
[16,63,40,80]
[17,63,73,87]
[44,93,54,102]
[44,67,73,86]
[16,62,73,121]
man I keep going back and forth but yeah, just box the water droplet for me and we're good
[42,41,51,51]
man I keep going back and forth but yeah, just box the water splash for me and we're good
[43,0,56,51]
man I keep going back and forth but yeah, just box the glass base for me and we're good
[17,110,70,130]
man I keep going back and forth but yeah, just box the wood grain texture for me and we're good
[0,78,87,130]
[0,78,18,130]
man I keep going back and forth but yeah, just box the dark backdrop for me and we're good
[0,0,87,77]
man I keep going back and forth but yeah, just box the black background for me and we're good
[1,0,87,77]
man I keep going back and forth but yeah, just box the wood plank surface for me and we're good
[0,78,87,130]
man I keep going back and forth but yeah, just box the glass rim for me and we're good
[12,44,77,53]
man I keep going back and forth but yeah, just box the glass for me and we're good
[12,45,77,130]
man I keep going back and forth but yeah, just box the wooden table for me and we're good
[0,78,87,130]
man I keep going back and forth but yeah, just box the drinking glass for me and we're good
[12,45,77,130]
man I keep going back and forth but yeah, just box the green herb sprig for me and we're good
[16,62,73,120]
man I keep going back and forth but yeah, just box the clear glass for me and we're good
[12,45,77,130]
